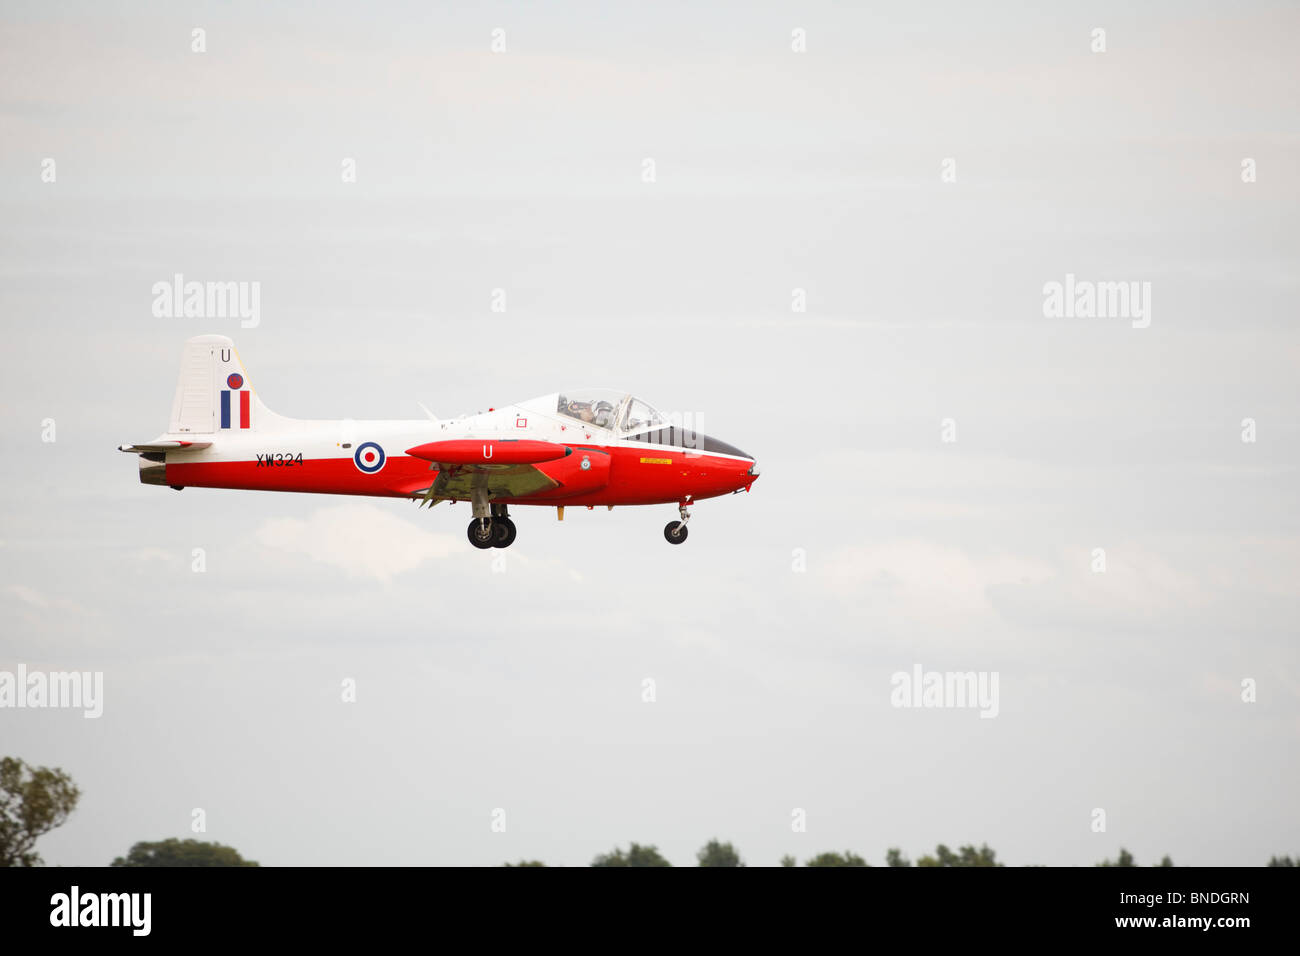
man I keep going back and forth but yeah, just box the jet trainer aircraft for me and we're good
[119,335,759,547]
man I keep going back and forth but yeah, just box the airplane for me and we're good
[119,335,760,547]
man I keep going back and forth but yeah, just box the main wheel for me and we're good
[492,517,517,548]
[467,518,495,549]
[663,521,688,544]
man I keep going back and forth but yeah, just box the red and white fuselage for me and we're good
[121,335,759,547]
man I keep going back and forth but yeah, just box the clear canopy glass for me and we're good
[555,391,668,434]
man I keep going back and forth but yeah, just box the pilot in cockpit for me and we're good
[565,399,595,423]
[561,396,618,429]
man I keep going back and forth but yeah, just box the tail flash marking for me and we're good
[219,388,251,429]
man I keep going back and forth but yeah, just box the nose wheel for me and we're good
[663,522,688,544]
[663,502,691,545]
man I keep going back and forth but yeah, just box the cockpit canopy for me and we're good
[555,390,667,435]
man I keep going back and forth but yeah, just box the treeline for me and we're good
[506,840,1300,868]
[4,757,1297,868]
[506,840,1006,867]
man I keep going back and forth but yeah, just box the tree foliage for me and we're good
[503,860,546,867]
[0,757,80,867]
[590,842,671,867]
[696,839,744,867]
[1267,855,1296,867]
[1096,849,1177,867]
[1097,848,1137,867]
[804,851,869,867]
[111,838,258,867]
[916,843,1001,867]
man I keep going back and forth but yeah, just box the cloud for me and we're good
[819,539,1055,623]
[1,583,101,658]
[6,583,50,608]
[990,539,1300,637]
[128,546,177,565]
[3,583,94,620]
[254,502,460,583]
[813,533,1300,648]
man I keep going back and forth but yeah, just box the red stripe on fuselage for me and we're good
[164,446,754,505]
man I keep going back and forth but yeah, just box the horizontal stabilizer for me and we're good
[118,441,212,453]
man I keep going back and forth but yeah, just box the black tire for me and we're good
[663,521,688,544]
[492,517,517,548]
[467,518,495,549]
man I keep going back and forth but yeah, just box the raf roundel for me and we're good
[353,441,386,474]
[227,373,244,389]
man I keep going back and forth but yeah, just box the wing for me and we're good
[403,440,570,507]
[404,463,561,507]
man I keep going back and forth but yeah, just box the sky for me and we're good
[1,0,1297,867]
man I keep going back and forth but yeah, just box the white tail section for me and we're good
[167,334,286,434]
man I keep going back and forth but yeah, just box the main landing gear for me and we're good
[492,516,517,548]
[467,505,517,550]
[663,502,691,545]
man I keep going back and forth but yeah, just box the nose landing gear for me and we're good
[663,501,691,545]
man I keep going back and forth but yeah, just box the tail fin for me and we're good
[168,334,286,434]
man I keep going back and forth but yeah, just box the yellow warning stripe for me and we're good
[640,457,673,464]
